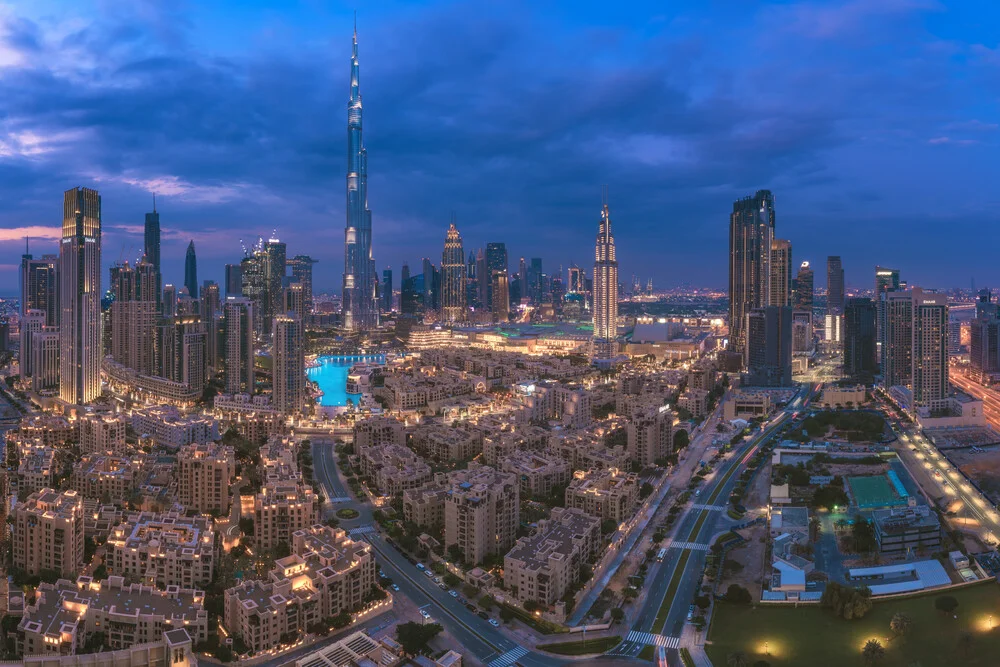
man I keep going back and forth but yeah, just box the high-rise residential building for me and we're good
[826,256,844,315]
[518,257,528,305]
[240,248,267,337]
[485,243,507,310]
[155,315,208,397]
[529,257,544,305]
[443,464,519,566]
[176,442,234,514]
[400,262,418,315]
[791,310,813,353]
[59,187,102,405]
[422,257,438,314]
[844,297,878,382]
[911,288,948,410]
[875,266,901,346]
[729,190,775,356]
[272,315,304,415]
[20,248,58,331]
[19,310,46,378]
[971,289,1000,380]
[793,261,814,312]
[184,240,198,298]
[110,259,158,377]
[202,281,221,369]
[491,270,509,323]
[769,239,792,307]
[381,268,392,312]
[744,306,793,387]
[282,281,305,319]
[882,290,913,389]
[32,329,60,393]
[441,223,466,323]
[144,203,161,307]
[592,197,619,359]
[466,251,478,309]
[342,25,378,332]
[14,488,84,579]
[568,265,585,294]
[626,405,674,466]
[163,284,177,318]
[475,249,489,311]
[224,297,255,395]
[224,263,242,297]
[287,255,317,314]
[264,237,286,336]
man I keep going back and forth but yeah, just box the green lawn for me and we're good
[536,636,621,655]
[707,582,1000,666]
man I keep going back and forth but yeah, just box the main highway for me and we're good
[949,368,1000,432]
[609,383,814,662]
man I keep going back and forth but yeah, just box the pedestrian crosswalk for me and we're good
[348,524,377,537]
[625,631,680,649]
[489,646,528,667]
[328,496,352,503]
[690,503,727,511]
[666,541,710,551]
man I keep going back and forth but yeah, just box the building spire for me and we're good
[152,193,156,213]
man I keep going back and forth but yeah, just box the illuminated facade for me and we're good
[592,197,618,359]
[441,222,467,323]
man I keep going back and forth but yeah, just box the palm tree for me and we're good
[890,612,913,638]
[862,639,885,666]
[727,652,749,667]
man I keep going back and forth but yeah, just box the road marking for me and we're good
[328,496,352,503]
[666,541,709,551]
[625,630,680,648]
[690,503,727,511]
[348,525,377,537]
[488,646,528,667]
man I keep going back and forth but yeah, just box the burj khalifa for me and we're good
[342,22,378,331]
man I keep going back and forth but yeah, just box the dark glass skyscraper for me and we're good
[144,204,161,307]
[743,305,792,387]
[288,255,317,313]
[729,190,775,356]
[793,261,814,312]
[184,240,198,298]
[844,297,877,383]
[341,24,378,331]
[827,256,844,315]
[381,268,392,312]
[485,243,507,311]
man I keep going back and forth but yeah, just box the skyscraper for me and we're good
[518,257,528,305]
[769,239,792,307]
[476,249,489,312]
[184,240,198,299]
[202,281,221,369]
[485,243,507,310]
[240,248,267,338]
[110,259,158,376]
[20,247,58,377]
[144,203,161,307]
[400,262,418,315]
[466,251,478,309]
[592,195,619,359]
[162,284,177,318]
[875,266,900,346]
[341,24,378,331]
[441,223,467,323]
[381,268,393,313]
[971,290,1000,380]
[793,261,814,312]
[881,290,913,389]
[911,288,948,410]
[225,264,243,297]
[729,190,775,356]
[272,314,304,415]
[490,270,509,323]
[288,255,317,313]
[826,256,844,315]
[744,306,793,387]
[59,187,102,405]
[224,297,255,395]
[422,258,438,314]
[844,298,877,383]
[568,265,585,294]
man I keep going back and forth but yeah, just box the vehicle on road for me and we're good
[391,584,400,591]
[489,619,500,627]
[423,570,433,578]
[449,590,458,597]
[434,576,442,584]
[656,548,667,562]
[478,611,489,620]
[687,605,695,621]
[420,610,431,620]
[439,583,447,590]
[416,563,425,570]
[466,603,477,612]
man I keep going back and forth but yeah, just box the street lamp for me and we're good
[765,641,769,656]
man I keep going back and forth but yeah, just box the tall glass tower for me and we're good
[729,190,775,356]
[441,222,467,323]
[60,187,102,405]
[592,192,618,359]
[184,240,198,298]
[342,22,378,331]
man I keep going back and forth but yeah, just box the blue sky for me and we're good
[0,0,998,293]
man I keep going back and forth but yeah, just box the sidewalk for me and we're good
[681,620,714,666]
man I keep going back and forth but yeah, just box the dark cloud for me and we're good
[0,1,995,293]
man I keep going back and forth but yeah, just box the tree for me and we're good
[639,482,654,500]
[524,599,542,613]
[331,611,352,628]
[396,622,442,657]
[674,430,690,450]
[443,573,461,587]
[935,595,959,615]
[862,639,884,666]
[695,595,711,610]
[447,544,465,564]
[239,517,254,536]
[727,651,749,667]
[610,607,624,622]
[890,612,912,638]
[725,584,752,605]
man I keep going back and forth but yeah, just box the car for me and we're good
[449,590,458,598]
[466,603,477,612]
[438,583,448,591]
[391,584,400,591]
[416,563,425,570]
[420,610,432,620]
[458,596,467,605]
[423,570,433,578]
[433,576,442,583]
[478,611,489,620]
[687,605,695,621]
[489,619,500,627]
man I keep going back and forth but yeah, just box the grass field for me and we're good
[535,636,621,655]
[707,582,1000,666]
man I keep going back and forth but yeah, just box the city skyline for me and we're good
[1,2,998,293]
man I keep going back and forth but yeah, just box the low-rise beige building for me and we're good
[679,389,710,419]
[443,463,519,565]
[71,454,139,502]
[212,393,287,444]
[18,577,207,655]
[402,485,448,529]
[17,447,55,496]
[224,526,376,654]
[106,512,215,588]
[410,423,483,461]
[357,444,432,496]
[564,468,640,524]
[13,489,85,579]
[504,507,601,607]
[352,416,407,449]
[176,442,234,514]
[132,406,219,451]
[501,451,571,498]
[481,424,549,467]
[254,482,321,552]
[626,405,674,466]
[78,413,128,454]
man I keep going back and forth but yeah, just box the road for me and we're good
[950,368,1000,432]
[610,383,813,662]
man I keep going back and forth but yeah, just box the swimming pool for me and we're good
[306,354,384,406]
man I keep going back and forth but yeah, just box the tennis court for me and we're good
[847,475,906,509]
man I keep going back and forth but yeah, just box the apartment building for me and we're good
[17,447,55,496]
[357,444,432,496]
[79,413,128,453]
[546,431,629,472]
[626,405,674,466]
[254,482,321,551]
[212,393,286,444]
[410,423,483,461]
[107,512,215,588]
[678,389,710,419]
[13,415,76,447]
[19,576,207,655]
[13,489,85,579]
[402,485,448,529]
[443,463,520,565]
[176,442,234,514]
[224,526,375,654]
[500,451,571,498]
[352,416,407,449]
[504,507,601,607]
[132,406,219,451]
[564,468,640,524]
[481,424,550,466]
[71,454,140,502]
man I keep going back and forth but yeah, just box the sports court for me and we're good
[848,473,908,510]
